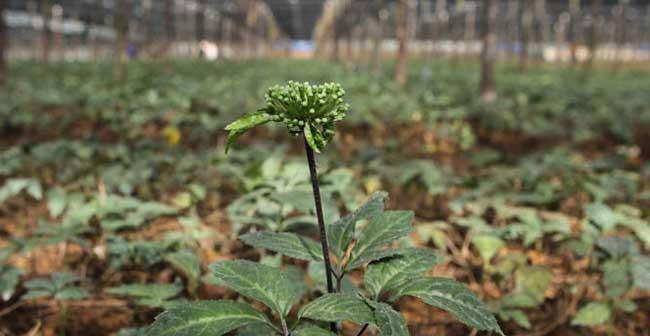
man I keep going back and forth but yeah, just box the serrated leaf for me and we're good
[23,278,54,291]
[236,322,279,336]
[348,211,413,270]
[22,289,52,300]
[0,266,24,300]
[46,187,67,217]
[23,272,86,301]
[499,266,552,308]
[236,323,278,336]
[209,260,305,317]
[368,301,409,336]
[225,111,272,132]
[0,178,42,203]
[307,261,358,295]
[631,255,650,290]
[54,287,89,300]
[614,300,637,313]
[26,180,43,200]
[571,302,611,326]
[146,300,276,336]
[597,236,637,259]
[46,272,79,289]
[390,277,503,335]
[225,111,273,153]
[271,190,316,214]
[117,327,147,336]
[292,324,337,336]
[299,293,375,325]
[328,191,388,258]
[106,282,183,308]
[240,232,323,262]
[601,260,631,298]
[365,248,437,299]
[471,234,504,264]
[585,203,618,231]
[346,248,404,271]
[165,250,202,281]
[497,309,531,329]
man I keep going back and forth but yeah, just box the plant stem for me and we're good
[303,135,337,333]
[355,324,369,336]
[281,318,289,336]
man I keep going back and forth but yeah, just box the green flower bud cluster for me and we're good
[261,81,349,136]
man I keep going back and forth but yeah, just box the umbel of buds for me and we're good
[225,81,349,153]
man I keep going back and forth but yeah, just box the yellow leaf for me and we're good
[162,126,181,146]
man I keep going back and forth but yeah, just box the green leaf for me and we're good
[346,249,404,271]
[497,309,531,329]
[328,191,388,259]
[307,261,358,295]
[389,277,503,335]
[165,250,202,282]
[471,234,504,264]
[292,325,337,336]
[0,266,24,300]
[298,293,375,325]
[601,260,631,298]
[51,272,82,288]
[46,187,67,218]
[304,124,322,153]
[240,232,323,262]
[597,236,637,259]
[106,282,183,308]
[54,287,89,300]
[22,289,52,300]
[99,197,176,231]
[585,203,618,231]
[208,260,305,317]
[347,211,413,270]
[499,266,553,308]
[631,255,650,290]
[225,111,273,153]
[22,272,87,301]
[368,301,409,336]
[571,302,611,326]
[236,322,279,336]
[117,327,147,336]
[365,248,437,299]
[614,300,637,313]
[618,216,650,249]
[0,178,42,203]
[25,179,43,200]
[271,191,316,214]
[146,300,276,336]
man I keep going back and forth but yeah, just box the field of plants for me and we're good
[1,59,649,335]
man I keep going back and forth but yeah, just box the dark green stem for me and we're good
[303,135,337,333]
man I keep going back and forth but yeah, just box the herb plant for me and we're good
[146,82,503,335]
[22,272,89,301]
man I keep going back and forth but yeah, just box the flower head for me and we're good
[225,81,348,153]
[262,81,348,137]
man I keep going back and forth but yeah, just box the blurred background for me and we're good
[1,1,649,336]
[3,0,650,63]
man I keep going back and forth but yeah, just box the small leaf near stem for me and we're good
[303,134,337,333]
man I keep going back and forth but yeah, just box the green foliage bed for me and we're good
[0,59,648,335]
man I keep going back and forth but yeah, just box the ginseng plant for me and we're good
[145,81,504,336]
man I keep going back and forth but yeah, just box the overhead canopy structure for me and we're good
[3,0,650,62]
